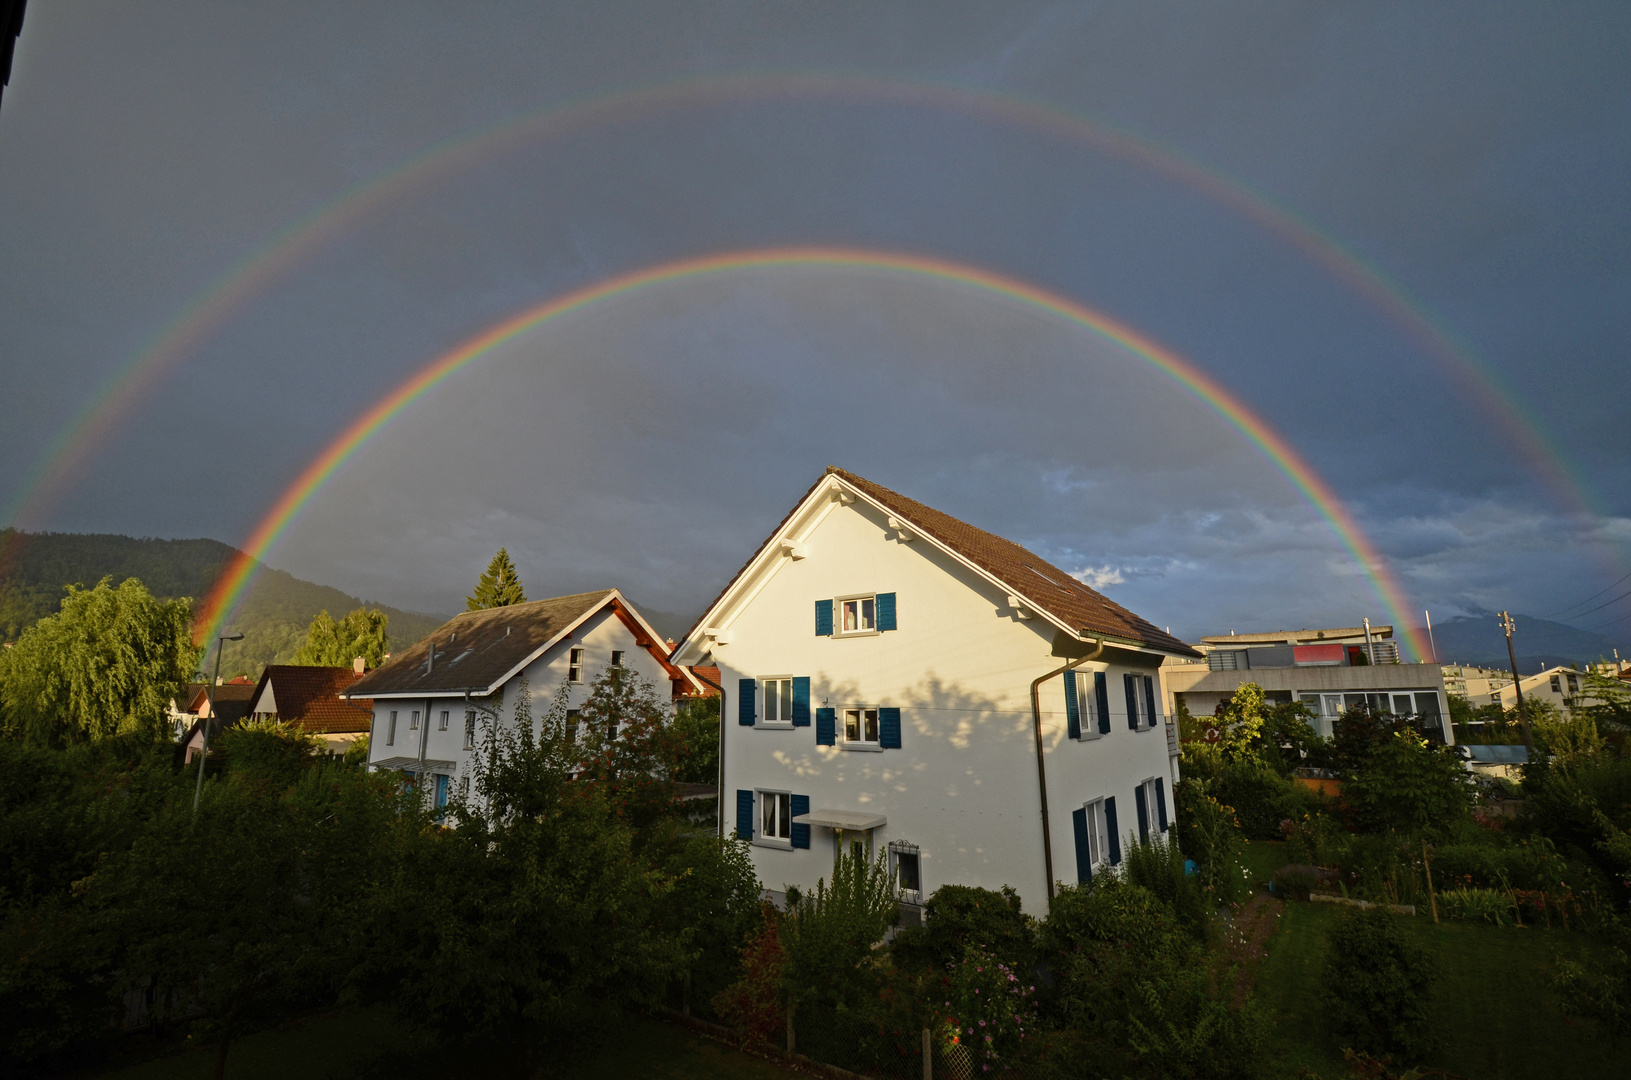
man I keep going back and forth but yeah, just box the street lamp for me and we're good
[192,632,245,811]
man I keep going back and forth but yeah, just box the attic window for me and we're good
[1023,563,1067,589]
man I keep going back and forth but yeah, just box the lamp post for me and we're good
[192,632,244,811]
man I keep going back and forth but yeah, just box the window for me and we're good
[1568,673,1579,694]
[1079,799,1107,870]
[463,709,476,750]
[410,710,421,731]
[759,790,792,843]
[565,709,580,744]
[889,841,922,903]
[387,710,397,746]
[438,710,449,731]
[611,650,625,667]
[1135,777,1167,843]
[763,678,794,724]
[568,647,584,682]
[1551,675,1562,693]
[434,774,450,809]
[844,707,880,747]
[840,595,876,634]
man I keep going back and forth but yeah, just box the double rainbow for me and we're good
[195,247,1435,662]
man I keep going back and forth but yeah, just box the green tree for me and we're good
[0,577,199,746]
[780,842,900,1009]
[1343,730,1473,832]
[466,547,526,610]
[290,606,389,668]
[1322,907,1438,1059]
[669,693,721,784]
[574,665,688,832]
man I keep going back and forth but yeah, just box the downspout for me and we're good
[691,666,726,840]
[1030,637,1105,906]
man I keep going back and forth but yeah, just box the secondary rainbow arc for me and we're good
[195,247,1434,663]
[3,72,1611,590]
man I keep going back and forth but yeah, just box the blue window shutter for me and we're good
[738,679,756,725]
[1124,674,1139,731]
[791,677,811,726]
[736,790,754,840]
[1156,777,1169,832]
[1095,672,1111,735]
[879,707,902,749]
[1072,806,1092,884]
[815,599,833,636]
[1105,797,1121,865]
[816,707,836,746]
[1135,785,1150,845]
[1064,671,1081,740]
[876,592,897,631]
[1143,676,1158,730]
[790,793,811,848]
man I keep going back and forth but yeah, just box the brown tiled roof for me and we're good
[252,665,375,734]
[183,681,258,716]
[688,666,722,694]
[680,468,1199,659]
[345,590,621,698]
[830,468,1199,657]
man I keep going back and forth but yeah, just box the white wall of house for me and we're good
[709,493,1178,914]
[364,605,673,798]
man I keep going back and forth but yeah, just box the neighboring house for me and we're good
[245,662,375,754]
[1161,626,1455,744]
[1457,663,1585,713]
[668,467,1201,913]
[1460,744,1528,780]
[347,589,693,809]
[176,680,257,761]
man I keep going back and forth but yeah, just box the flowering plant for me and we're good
[939,944,1035,1072]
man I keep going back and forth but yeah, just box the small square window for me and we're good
[1550,675,1561,693]
[759,790,792,842]
[840,596,876,634]
[889,841,922,902]
[763,678,793,724]
[844,707,879,745]
[611,650,625,667]
[568,647,584,682]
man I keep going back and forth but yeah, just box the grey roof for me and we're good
[345,590,617,698]
[1465,744,1529,764]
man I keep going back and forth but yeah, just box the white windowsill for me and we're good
[840,742,883,752]
[834,629,881,639]
[753,837,793,850]
[756,721,795,731]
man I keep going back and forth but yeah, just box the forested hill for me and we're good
[0,530,446,678]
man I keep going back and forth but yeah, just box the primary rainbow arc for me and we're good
[196,246,1434,662]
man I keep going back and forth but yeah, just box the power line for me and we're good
[1563,584,1631,623]
[1544,569,1631,618]
[1583,607,1631,633]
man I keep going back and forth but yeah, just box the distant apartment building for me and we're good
[1160,625,1454,744]
[1456,664,1584,712]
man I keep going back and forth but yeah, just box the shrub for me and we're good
[1271,865,1320,901]
[939,944,1037,1071]
[1122,834,1209,935]
[1322,907,1438,1059]
[1435,887,1513,925]
[892,884,1034,977]
[1174,780,1248,905]
[1553,925,1631,1033]
[780,842,899,1008]
[711,907,787,1042]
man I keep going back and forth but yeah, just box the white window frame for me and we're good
[611,650,625,667]
[568,647,585,683]
[841,705,882,751]
[836,593,879,637]
[756,789,793,848]
[1137,777,1165,838]
[760,677,795,728]
[438,709,449,731]
[1080,797,1108,872]
[410,709,421,731]
[1071,672,1102,741]
[463,708,476,750]
[889,840,923,904]
[565,709,581,744]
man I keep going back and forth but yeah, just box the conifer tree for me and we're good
[292,607,389,668]
[466,548,526,611]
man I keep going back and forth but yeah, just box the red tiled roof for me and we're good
[687,666,722,695]
[252,665,374,734]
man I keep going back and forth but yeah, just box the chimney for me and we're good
[353,656,366,674]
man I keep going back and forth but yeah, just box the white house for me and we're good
[669,467,1202,913]
[348,589,703,807]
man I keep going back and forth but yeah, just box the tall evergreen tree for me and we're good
[466,548,526,611]
[292,607,389,668]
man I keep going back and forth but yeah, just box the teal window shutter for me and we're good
[879,707,901,749]
[791,677,811,726]
[1142,676,1158,730]
[1064,671,1081,740]
[816,707,836,745]
[1135,785,1149,845]
[1105,797,1121,864]
[790,793,811,848]
[736,790,753,840]
[738,679,756,725]
[1124,674,1139,731]
[815,599,833,636]
[876,592,897,631]
[1072,806,1092,884]
[1095,672,1111,735]
[1156,777,1169,831]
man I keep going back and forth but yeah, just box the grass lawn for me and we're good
[1255,901,1628,1079]
[88,1007,804,1080]
[1240,838,1289,888]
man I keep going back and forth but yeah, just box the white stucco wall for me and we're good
[364,604,674,793]
[710,493,1178,915]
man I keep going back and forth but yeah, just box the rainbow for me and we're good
[2,73,1611,581]
[195,247,1435,662]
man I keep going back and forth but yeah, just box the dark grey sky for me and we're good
[2,2,1627,643]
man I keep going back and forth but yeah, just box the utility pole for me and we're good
[192,632,244,812]
[1497,612,1533,754]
